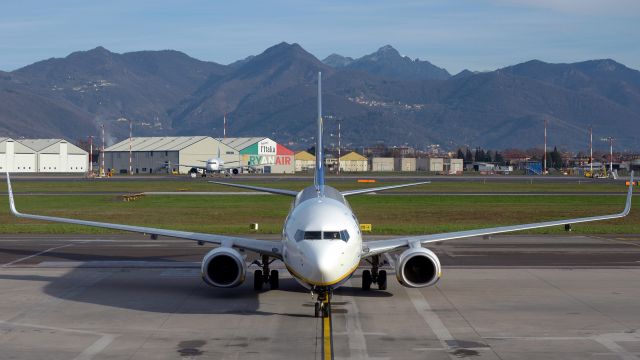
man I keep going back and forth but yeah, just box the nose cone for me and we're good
[306,243,342,285]
[315,255,336,282]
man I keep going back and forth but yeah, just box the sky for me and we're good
[1,0,639,74]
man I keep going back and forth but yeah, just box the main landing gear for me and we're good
[253,255,279,291]
[313,287,331,318]
[362,255,387,291]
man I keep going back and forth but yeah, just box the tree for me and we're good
[457,148,464,159]
[465,148,473,164]
[550,146,562,169]
[494,151,505,165]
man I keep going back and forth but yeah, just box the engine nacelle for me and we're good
[201,247,246,288]
[395,247,442,288]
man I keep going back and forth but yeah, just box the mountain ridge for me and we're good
[1,43,639,151]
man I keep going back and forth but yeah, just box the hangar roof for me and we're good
[340,152,367,161]
[0,138,37,154]
[295,151,315,161]
[220,137,266,151]
[105,136,214,152]
[18,139,87,154]
[18,139,62,152]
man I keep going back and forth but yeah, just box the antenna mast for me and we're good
[543,118,547,174]
[129,119,133,175]
[224,113,227,139]
[100,124,105,177]
[589,126,593,173]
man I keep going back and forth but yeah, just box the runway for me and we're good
[0,234,639,359]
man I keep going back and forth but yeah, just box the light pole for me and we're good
[589,126,593,174]
[601,137,615,174]
[543,118,547,174]
[129,119,133,175]
[88,136,93,175]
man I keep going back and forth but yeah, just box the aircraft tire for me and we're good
[378,270,387,290]
[314,302,321,317]
[253,270,263,291]
[362,270,372,290]
[269,270,279,289]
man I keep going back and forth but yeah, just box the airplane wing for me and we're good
[5,174,282,258]
[362,173,634,257]
[341,181,431,196]
[209,181,298,196]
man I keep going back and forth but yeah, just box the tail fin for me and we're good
[314,72,325,193]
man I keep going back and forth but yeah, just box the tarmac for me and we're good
[0,234,639,359]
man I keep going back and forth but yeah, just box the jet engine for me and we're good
[201,247,246,287]
[395,247,441,288]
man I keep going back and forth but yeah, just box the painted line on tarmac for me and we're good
[337,279,389,360]
[405,287,459,360]
[0,321,116,360]
[1,242,81,267]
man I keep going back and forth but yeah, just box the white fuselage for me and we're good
[281,185,362,289]
[205,158,224,172]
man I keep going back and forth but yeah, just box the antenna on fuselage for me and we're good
[315,72,325,195]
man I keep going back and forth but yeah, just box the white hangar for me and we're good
[0,138,88,173]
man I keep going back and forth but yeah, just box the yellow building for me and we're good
[340,151,368,172]
[295,151,315,172]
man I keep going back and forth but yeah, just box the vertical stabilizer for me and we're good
[315,72,325,193]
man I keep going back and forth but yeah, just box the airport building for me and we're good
[222,137,295,174]
[339,152,368,172]
[0,138,88,173]
[104,136,238,174]
[416,158,444,172]
[370,157,395,172]
[395,157,416,172]
[295,151,315,172]
[444,158,464,174]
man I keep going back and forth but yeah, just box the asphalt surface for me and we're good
[0,234,639,359]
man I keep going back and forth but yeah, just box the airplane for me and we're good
[175,147,244,178]
[5,72,635,318]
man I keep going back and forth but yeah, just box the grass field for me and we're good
[0,177,637,235]
[0,177,630,194]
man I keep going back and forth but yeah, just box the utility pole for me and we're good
[543,118,547,174]
[88,135,93,174]
[337,119,341,174]
[601,136,615,174]
[100,124,105,177]
[589,126,593,173]
[129,119,133,175]
[223,113,227,139]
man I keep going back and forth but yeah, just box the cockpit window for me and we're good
[299,230,350,241]
[324,231,341,240]
[303,231,322,240]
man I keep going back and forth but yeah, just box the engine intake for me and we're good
[396,247,441,288]
[201,248,246,288]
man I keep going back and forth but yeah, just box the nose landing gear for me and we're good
[313,288,332,318]
[253,255,279,291]
[362,255,387,290]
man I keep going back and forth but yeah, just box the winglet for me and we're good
[623,170,634,216]
[6,172,19,216]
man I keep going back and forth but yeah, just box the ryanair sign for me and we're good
[240,138,294,167]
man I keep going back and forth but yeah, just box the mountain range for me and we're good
[1,43,639,151]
